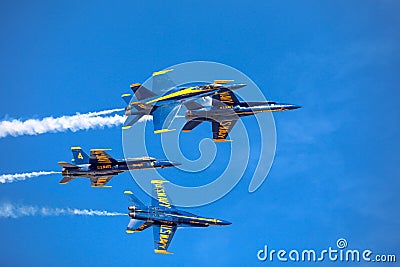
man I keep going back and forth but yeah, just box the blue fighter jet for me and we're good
[121,69,245,134]
[58,147,179,188]
[182,90,301,142]
[125,180,231,254]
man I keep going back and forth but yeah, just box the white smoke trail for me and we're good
[138,115,153,122]
[0,171,60,184]
[0,203,127,218]
[0,108,126,138]
[85,108,124,116]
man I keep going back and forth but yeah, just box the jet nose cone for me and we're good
[154,160,181,167]
[170,161,182,166]
[290,105,302,110]
[229,83,246,90]
[219,219,232,225]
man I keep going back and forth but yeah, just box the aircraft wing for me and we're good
[212,119,238,142]
[182,120,203,132]
[152,105,180,134]
[212,90,240,107]
[153,224,178,254]
[126,219,153,233]
[90,176,114,188]
[150,180,175,210]
[89,149,117,165]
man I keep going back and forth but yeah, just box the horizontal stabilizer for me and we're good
[59,176,74,184]
[58,162,81,169]
[122,115,145,130]
[126,220,153,233]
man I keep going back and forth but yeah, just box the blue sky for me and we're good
[0,1,399,266]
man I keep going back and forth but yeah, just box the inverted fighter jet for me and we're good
[57,147,179,188]
[125,180,231,254]
[121,69,245,134]
[182,90,301,142]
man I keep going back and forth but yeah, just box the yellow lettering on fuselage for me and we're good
[131,163,144,167]
[97,165,112,170]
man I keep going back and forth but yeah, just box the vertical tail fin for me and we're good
[130,83,157,101]
[71,147,89,165]
[121,93,132,105]
[124,190,146,209]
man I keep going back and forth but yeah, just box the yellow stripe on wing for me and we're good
[145,87,203,104]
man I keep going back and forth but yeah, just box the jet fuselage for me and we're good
[125,83,246,116]
[128,206,231,227]
[186,101,301,122]
[61,159,178,179]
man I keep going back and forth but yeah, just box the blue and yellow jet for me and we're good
[182,90,301,142]
[121,69,245,133]
[57,147,180,188]
[125,180,231,254]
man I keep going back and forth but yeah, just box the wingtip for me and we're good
[213,79,234,84]
[154,129,176,134]
[122,126,132,130]
[124,190,133,195]
[152,69,173,77]
[130,83,141,88]
[154,249,173,255]
[213,139,233,143]
[151,179,169,184]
